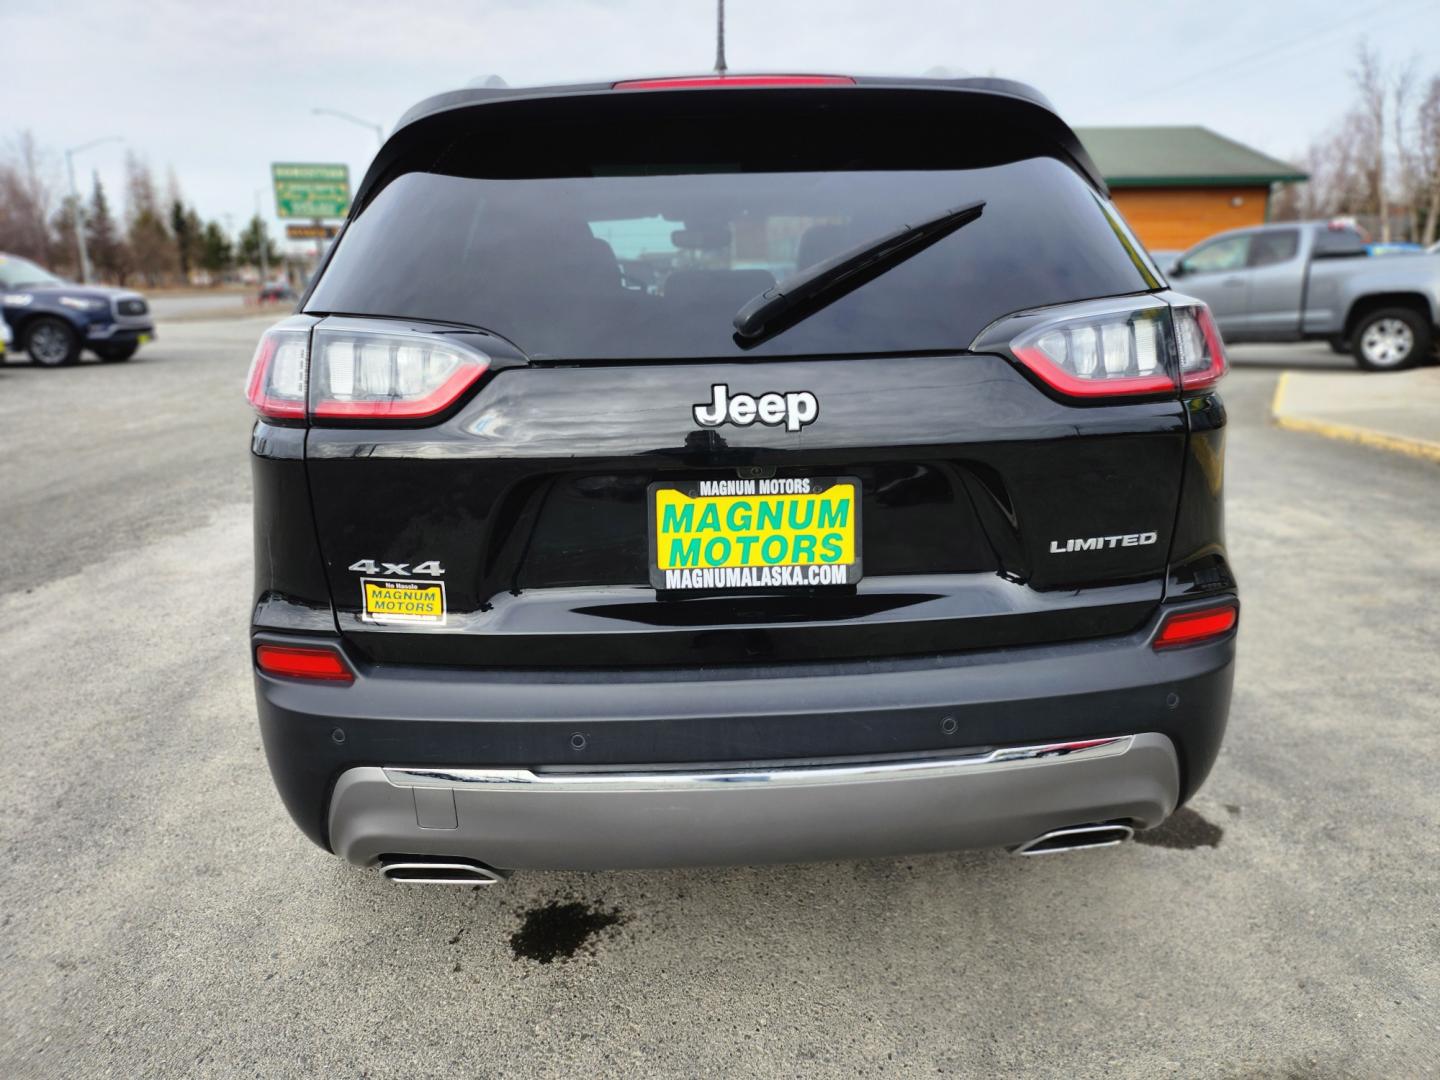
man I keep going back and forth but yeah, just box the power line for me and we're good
[1102,0,1431,108]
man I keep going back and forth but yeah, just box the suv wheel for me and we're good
[1353,308,1429,371]
[26,317,82,367]
[95,342,138,363]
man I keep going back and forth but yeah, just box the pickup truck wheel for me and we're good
[26,317,82,367]
[1353,309,1428,371]
[95,342,138,362]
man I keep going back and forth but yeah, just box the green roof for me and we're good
[1074,126,1307,188]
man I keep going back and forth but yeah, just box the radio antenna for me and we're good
[714,0,727,75]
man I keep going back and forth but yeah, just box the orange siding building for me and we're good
[1074,127,1307,253]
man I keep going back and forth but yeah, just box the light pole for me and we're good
[65,136,123,284]
[254,190,269,285]
[311,107,384,149]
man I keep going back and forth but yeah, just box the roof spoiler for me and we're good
[350,76,1107,214]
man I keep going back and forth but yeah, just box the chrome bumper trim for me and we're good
[382,737,1134,794]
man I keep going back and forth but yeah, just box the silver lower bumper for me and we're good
[327,733,1179,871]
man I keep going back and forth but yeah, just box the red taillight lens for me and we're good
[615,75,854,89]
[246,320,491,423]
[1154,603,1238,649]
[255,643,354,682]
[1010,302,1176,398]
[1004,298,1228,400]
[245,325,309,420]
[1173,304,1228,390]
[310,324,490,421]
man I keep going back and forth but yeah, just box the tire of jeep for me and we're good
[95,342,139,362]
[1352,307,1430,372]
[26,317,82,367]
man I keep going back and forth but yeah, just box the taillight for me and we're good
[1172,303,1228,390]
[1154,603,1238,650]
[614,75,855,89]
[1010,302,1175,398]
[255,643,354,683]
[310,324,489,420]
[1003,297,1227,400]
[245,325,309,420]
[244,320,490,424]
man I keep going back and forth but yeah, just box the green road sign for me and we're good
[272,162,351,219]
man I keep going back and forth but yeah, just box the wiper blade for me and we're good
[732,199,986,346]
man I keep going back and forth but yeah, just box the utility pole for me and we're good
[255,190,269,285]
[714,0,727,75]
[63,136,122,284]
[64,151,91,285]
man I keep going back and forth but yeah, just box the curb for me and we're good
[1270,372,1440,465]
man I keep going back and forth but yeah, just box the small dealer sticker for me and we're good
[361,578,446,625]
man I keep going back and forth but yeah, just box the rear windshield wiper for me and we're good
[732,199,986,346]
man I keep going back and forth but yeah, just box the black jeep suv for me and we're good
[248,74,1236,884]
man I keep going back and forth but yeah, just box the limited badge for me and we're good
[361,578,446,625]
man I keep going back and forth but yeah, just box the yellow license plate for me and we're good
[362,578,446,625]
[649,476,862,591]
[138,334,151,345]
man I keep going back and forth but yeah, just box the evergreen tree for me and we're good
[184,206,203,270]
[199,221,233,275]
[171,198,195,279]
[86,173,127,284]
[238,214,280,269]
[50,194,82,279]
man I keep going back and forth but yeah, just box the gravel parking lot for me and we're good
[1,322,1437,1078]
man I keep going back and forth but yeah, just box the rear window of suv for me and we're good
[307,97,1153,360]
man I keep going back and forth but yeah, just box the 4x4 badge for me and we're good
[693,383,819,434]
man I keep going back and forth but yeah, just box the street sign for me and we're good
[285,223,339,240]
[272,163,350,219]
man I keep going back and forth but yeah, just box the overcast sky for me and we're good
[7,0,1438,249]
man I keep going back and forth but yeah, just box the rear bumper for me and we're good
[254,597,1236,866]
[329,734,1178,870]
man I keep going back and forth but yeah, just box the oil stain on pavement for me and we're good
[1135,806,1225,849]
[510,899,626,964]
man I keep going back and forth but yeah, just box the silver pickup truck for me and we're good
[1165,221,1440,370]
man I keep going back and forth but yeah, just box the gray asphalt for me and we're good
[145,292,251,320]
[1,325,1437,1079]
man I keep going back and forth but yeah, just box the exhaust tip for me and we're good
[1013,823,1134,857]
[379,857,507,885]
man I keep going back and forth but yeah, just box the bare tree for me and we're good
[1352,43,1390,239]
[1392,62,1422,239]
[123,151,176,284]
[1285,45,1440,241]
[1418,76,1440,245]
[0,131,58,262]
[1276,111,1373,221]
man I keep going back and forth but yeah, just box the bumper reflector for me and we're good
[1154,603,1238,649]
[256,644,354,683]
